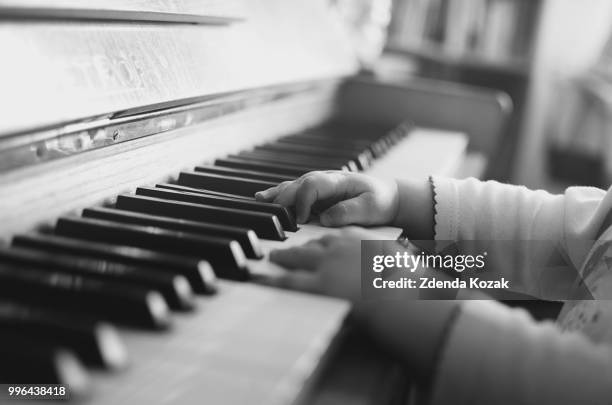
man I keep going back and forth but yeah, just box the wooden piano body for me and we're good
[0,1,467,404]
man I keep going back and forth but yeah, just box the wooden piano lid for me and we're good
[0,0,247,24]
[0,0,359,137]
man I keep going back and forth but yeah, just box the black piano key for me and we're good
[0,301,127,369]
[0,246,195,311]
[255,143,370,170]
[280,133,380,156]
[194,164,296,183]
[309,123,401,142]
[82,206,263,259]
[117,194,286,242]
[264,140,372,163]
[236,150,356,171]
[284,133,386,157]
[137,186,298,232]
[243,147,358,166]
[116,194,285,241]
[284,130,378,143]
[387,122,412,143]
[157,183,255,201]
[178,171,277,197]
[276,136,375,158]
[0,336,90,392]
[0,264,171,330]
[365,140,386,158]
[288,136,376,157]
[56,216,251,280]
[12,233,217,295]
[216,157,318,177]
[377,135,395,150]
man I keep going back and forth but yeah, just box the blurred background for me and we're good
[333,0,612,191]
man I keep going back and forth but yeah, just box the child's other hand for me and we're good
[254,171,399,226]
[267,227,459,379]
[266,227,417,302]
[267,227,375,302]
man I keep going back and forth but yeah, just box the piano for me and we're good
[0,1,468,403]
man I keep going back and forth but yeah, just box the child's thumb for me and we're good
[320,197,368,226]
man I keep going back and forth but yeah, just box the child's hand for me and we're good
[266,227,371,302]
[266,227,413,302]
[266,227,459,380]
[255,171,399,226]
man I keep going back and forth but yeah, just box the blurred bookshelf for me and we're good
[384,0,544,180]
[385,43,531,76]
[387,0,540,71]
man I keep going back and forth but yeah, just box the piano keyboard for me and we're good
[0,122,414,403]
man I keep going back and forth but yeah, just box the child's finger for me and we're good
[320,196,369,226]
[271,172,322,210]
[256,179,296,201]
[295,177,331,223]
[294,172,348,223]
[316,234,340,247]
[269,245,325,270]
[263,270,320,294]
[273,180,306,207]
[255,185,281,201]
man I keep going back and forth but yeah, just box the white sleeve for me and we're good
[431,177,610,299]
[427,300,612,405]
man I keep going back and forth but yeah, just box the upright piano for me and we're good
[0,1,467,403]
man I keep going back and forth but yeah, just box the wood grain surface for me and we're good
[0,0,357,136]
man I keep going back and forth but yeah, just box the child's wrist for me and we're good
[392,178,435,239]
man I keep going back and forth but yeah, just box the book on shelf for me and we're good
[388,0,538,65]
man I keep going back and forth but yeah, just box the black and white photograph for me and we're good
[1,0,612,404]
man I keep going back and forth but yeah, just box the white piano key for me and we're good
[81,281,349,405]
